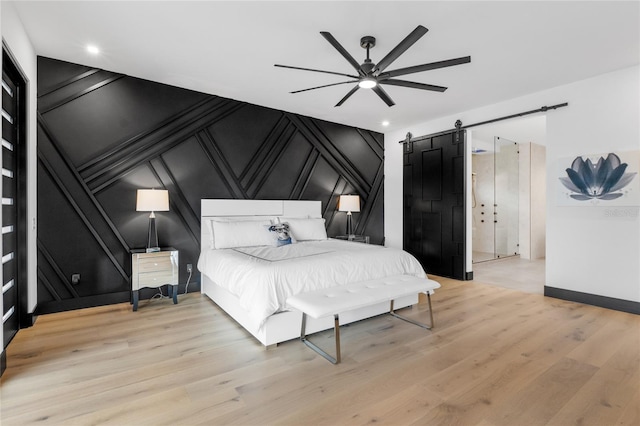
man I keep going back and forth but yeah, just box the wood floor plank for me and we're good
[546,335,640,426]
[484,357,599,425]
[565,308,637,367]
[354,383,444,425]
[615,388,640,426]
[414,357,549,426]
[1,276,638,426]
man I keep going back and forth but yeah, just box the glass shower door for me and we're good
[494,137,519,258]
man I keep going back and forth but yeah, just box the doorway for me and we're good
[469,115,547,294]
[2,47,28,352]
[472,136,520,263]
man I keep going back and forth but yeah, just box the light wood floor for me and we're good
[473,256,546,295]
[1,277,638,425]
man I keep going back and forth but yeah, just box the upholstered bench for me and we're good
[286,274,441,364]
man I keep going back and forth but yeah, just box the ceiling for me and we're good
[10,1,640,133]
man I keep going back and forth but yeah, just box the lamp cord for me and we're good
[183,269,193,295]
[147,267,193,302]
[150,288,167,300]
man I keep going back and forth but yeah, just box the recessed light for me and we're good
[382,121,390,127]
[86,45,100,55]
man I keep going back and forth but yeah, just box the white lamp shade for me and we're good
[338,195,360,212]
[136,189,169,212]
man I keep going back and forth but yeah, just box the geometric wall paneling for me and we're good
[37,120,129,275]
[37,57,95,95]
[253,134,315,200]
[82,98,241,194]
[36,160,129,313]
[207,103,283,180]
[287,115,385,244]
[37,56,384,314]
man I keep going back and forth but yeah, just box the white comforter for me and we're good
[198,239,426,327]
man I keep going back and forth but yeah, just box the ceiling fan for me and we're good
[275,25,471,107]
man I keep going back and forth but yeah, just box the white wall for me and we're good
[385,65,639,303]
[518,142,546,260]
[530,143,546,259]
[1,1,38,320]
[545,66,639,302]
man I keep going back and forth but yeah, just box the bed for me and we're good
[198,199,427,347]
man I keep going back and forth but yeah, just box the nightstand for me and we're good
[131,248,179,311]
[334,235,370,244]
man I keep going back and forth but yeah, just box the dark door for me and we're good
[403,130,467,279]
[2,49,26,350]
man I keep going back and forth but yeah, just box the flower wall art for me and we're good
[557,151,639,206]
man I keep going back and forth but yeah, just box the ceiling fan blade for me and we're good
[380,79,447,92]
[291,80,358,94]
[274,64,359,79]
[372,85,395,107]
[379,56,471,79]
[335,85,360,107]
[320,32,365,76]
[374,25,429,74]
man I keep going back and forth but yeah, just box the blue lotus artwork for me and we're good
[560,153,637,201]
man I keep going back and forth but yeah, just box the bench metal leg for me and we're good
[389,292,434,329]
[298,294,434,364]
[300,313,341,364]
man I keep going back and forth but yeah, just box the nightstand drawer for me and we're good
[137,270,177,287]
[136,256,174,273]
[130,247,179,310]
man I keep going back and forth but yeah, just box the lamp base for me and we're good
[147,214,159,250]
[346,211,353,237]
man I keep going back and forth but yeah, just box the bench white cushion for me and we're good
[286,274,440,319]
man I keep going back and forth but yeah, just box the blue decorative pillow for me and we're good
[267,222,292,247]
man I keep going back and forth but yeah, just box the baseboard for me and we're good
[34,282,202,315]
[464,271,474,281]
[1,350,6,377]
[20,310,37,329]
[35,291,131,315]
[544,286,640,315]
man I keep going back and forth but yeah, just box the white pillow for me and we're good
[205,217,275,249]
[210,220,273,249]
[284,218,327,241]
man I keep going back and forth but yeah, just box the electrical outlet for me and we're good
[186,263,193,273]
[71,274,81,285]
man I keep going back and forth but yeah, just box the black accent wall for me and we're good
[37,57,385,314]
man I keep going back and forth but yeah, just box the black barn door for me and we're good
[403,130,467,279]
[2,49,27,353]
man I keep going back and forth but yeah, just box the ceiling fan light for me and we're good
[358,78,377,89]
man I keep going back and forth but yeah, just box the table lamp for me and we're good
[136,189,169,252]
[338,194,360,237]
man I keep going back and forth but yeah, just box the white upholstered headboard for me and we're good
[200,199,322,250]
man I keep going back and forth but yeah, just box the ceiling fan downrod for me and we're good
[360,36,376,74]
